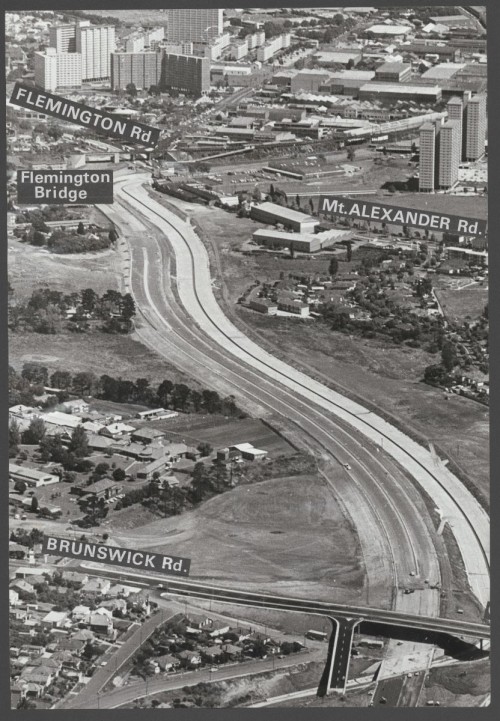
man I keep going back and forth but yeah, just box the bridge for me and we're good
[80,564,490,696]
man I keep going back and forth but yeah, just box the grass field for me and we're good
[8,235,123,299]
[8,330,196,388]
[110,473,364,602]
[433,278,488,324]
[149,416,296,456]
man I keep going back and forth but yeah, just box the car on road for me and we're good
[157,584,165,589]
[100,661,107,667]
[342,463,351,470]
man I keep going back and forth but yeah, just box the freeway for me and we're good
[100,188,441,613]
[106,173,488,611]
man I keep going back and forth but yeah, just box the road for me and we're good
[76,563,490,641]
[72,649,326,709]
[102,173,488,613]
[318,617,360,694]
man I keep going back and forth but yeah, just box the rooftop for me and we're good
[252,202,318,224]
[367,24,410,34]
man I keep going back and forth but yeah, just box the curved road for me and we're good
[98,174,488,612]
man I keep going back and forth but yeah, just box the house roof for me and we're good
[83,478,121,494]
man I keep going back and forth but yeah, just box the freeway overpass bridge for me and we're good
[80,564,490,696]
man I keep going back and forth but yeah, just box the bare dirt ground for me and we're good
[109,474,364,603]
[420,659,490,707]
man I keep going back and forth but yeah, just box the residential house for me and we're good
[80,478,122,500]
[176,650,202,668]
[207,623,231,639]
[61,399,90,414]
[41,610,69,629]
[100,423,135,439]
[155,654,180,672]
[9,588,20,606]
[202,645,225,661]
[71,604,91,622]
[130,427,166,444]
[60,571,88,586]
[221,643,243,659]
[15,567,46,580]
[81,577,111,595]
[89,611,116,638]
[10,579,35,595]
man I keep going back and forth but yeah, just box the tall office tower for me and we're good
[34,48,82,91]
[76,23,116,81]
[162,53,210,95]
[49,23,77,52]
[111,51,163,90]
[446,96,463,158]
[34,49,58,92]
[166,8,223,43]
[464,94,487,161]
[438,119,461,189]
[419,122,437,192]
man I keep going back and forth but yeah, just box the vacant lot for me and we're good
[434,278,488,324]
[9,330,195,388]
[111,474,363,603]
[421,659,490,707]
[8,235,123,299]
[150,416,295,456]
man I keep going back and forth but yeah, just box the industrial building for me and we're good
[162,53,210,95]
[110,51,163,90]
[312,50,362,67]
[250,202,319,233]
[252,228,350,252]
[365,24,411,38]
[358,82,442,102]
[325,70,375,95]
[374,62,412,83]
[291,70,332,94]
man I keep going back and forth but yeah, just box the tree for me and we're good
[329,257,339,276]
[22,362,48,385]
[309,198,314,214]
[108,227,118,243]
[441,341,456,373]
[31,496,39,512]
[14,480,27,494]
[346,147,356,161]
[126,82,138,97]
[50,370,72,389]
[346,241,353,263]
[113,467,126,481]
[121,293,136,322]
[23,418,46,444]
[77,221,85,235]
[172,384,190,410]
[68,426,89,458]
[81,288,98,314]
[197,442,213,457]
[32,230,46,246]
[9,419,21,455]
[158,379,174,407]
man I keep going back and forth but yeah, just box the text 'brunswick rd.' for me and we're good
[43,536,191,576]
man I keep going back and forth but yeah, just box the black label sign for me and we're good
[17,170,113,204]
[10,83,160,146]
[43,536,191,576]
[319,195,487,237]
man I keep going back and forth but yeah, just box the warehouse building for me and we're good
[250,202,319,233]
[358,82,442,102]
[374,62,412,83]
[252,228,350,252]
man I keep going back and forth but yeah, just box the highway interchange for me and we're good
[91,171,490,701]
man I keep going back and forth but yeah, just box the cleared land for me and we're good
[190,205,489,498]
[434,278,488,324]
[420,659,490,707]
[110,474,364,602]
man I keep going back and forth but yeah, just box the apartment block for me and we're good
[166,8,223,43]
[162,53,210,95]
[419,122,437,192]
[111,51,163,90]
[464,94,487,161]
[438,119,461,189]
[76,23,116,81]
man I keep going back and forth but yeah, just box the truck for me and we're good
[305,630,328,641]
